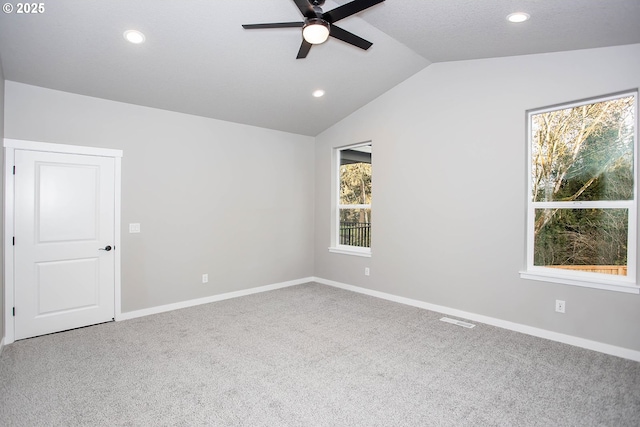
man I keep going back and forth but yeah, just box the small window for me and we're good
[521,91,638,293]
[330,143,372,256]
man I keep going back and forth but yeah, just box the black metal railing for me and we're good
[340,222,371,248]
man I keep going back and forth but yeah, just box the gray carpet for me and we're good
[1,282,639,426]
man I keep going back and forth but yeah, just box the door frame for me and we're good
[3,138,123,344]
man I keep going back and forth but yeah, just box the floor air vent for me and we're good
[440,317,475,328]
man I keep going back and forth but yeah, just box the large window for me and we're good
[330,143,372,256]
[521,91,638,293]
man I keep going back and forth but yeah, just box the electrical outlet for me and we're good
[364,267,370,276]
[202,274,209,284]
[555,299,565,313]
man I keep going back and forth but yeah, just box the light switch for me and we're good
[129,223,141,233]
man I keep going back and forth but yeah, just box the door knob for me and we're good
[99,245,112,251]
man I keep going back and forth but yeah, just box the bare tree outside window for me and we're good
[530,94,636,276]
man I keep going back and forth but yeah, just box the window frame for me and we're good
[329,142,372,257]
[520,91,639,294]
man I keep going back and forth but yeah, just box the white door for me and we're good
[14,149,116,340]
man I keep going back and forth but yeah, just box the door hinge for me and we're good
[13,236,15,246]
[13,307,15,317]
[13,165,16,175]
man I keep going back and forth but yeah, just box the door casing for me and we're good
[3,138,123,344]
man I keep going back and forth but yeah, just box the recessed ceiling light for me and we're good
[507,12,530,23]
[124,30,145,44]
[313,89,325,98]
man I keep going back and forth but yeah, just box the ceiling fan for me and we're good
[242,0,385,59]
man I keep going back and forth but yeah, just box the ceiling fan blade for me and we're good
[242,22,304,29]
[329,25,373,50]
[296,39,312,59]
[292,0,317,19]
[323,0,385,23]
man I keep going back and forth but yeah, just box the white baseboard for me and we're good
[114,275,640,362]
[313,277,640,362]
[0,337,4,357]
[117,277,313,321]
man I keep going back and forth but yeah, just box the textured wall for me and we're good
[314,44,640,351]
[4,82,315,313]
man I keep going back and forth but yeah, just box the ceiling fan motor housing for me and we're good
[242,0,385,58]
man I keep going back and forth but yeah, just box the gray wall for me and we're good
[314,44,640,351]
[4,44,640,353]
[0,58,4,342]
[4,82,315,313]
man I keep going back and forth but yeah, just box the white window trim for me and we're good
[328,245,372,257]
[329,142,372,257]
[520,90,639,294]
[520,269,639,294]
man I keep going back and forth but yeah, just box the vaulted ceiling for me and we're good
[1,0,639,136]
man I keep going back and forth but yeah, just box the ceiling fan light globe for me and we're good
[303,20,330,44]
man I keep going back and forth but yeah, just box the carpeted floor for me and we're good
[1,282,639,426]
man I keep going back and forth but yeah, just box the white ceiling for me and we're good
[1,0,639,136]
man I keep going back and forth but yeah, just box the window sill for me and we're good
[328,246,371,258]
[519,269,639,294]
